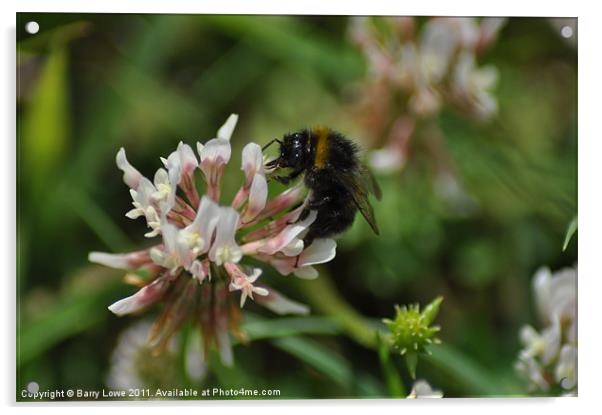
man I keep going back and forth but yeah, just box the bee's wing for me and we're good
[360,163,382,200]
[340,168,380,235]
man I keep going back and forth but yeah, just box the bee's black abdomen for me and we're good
[302,167,358,245]
[302,201,357,246]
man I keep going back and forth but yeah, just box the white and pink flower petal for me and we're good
[88,249,152,270]
[241,142,264,187]
[257,210,317,255]
[108,277,169,316]
[241,174,268,223]
[116,148,143,189]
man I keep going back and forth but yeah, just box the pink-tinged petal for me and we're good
[256,182,306,222]
[267,256,296,276]
[172,195,197,220]
[241,174,268,223]
[231,187,249,210]
[241,143,264,187]
[198,115,237,201]
[88,250,151,270]
[224,262,246,284]
[200,138,231,170]
[293,266,319,279]
[189,260,209,283]
[264,238,336,277]
[175,142,198,177]
[255,289,310,315]
[108,277,169,316]
[242,203,307,242]
[217,113,239,140]
[116,148,142,189]
[167,142,200,207]
[199,137,230,201]
[258,210,316,255]
[225,264,266,307]
[240,240,265,255]
[209,207,242,265]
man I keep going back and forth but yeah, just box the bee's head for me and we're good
[265,130,310,170]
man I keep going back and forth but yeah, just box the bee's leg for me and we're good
[273,167,305,185]
[272,175,292,185]
[262,138,281,152]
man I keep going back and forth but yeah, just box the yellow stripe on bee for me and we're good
[313,126,329,168]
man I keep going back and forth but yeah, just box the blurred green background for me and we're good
[16,14,576,399]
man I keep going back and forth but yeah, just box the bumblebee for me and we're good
[264,127,381,246]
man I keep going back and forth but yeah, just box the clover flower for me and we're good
[89,114,337,365]
[383,296,443,378]
[515,266,577,394]
[349,17,506,180]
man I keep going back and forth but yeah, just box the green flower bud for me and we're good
[383,296,443,357]
[383,296,443,378]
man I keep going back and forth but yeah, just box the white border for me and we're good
[4,0,599,414]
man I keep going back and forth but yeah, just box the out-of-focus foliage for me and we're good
[17,14,576,399]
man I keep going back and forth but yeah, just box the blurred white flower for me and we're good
[515,265,577,394]
[407,380,443,398]
[453,52,499,119]
[349,17,506,174]
[533,266,577,326]
[106,320,179,391]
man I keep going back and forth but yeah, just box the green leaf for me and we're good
[562,216,577,251]
[18,267,123,367]
[271,336,352,388]
[20,43,70,193]
[202,15,363,86]
[68,188,133,251]
[423,344,519,396]
[242,316,340,340]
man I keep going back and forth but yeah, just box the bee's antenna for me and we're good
[262,139,281,152]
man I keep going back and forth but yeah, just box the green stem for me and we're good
[293,272,378,349]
